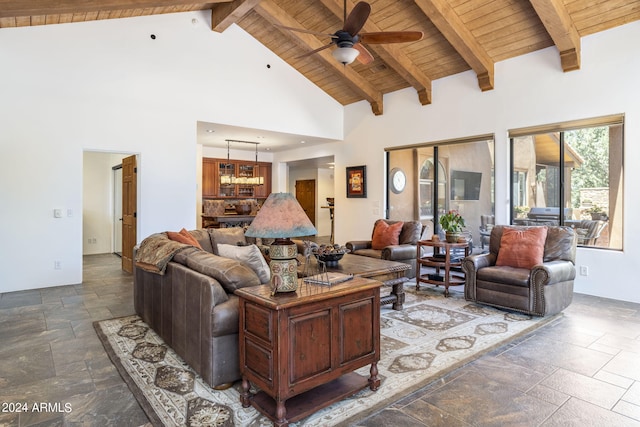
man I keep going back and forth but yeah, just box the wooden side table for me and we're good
[236,277,381,426]
[416,240,470,297]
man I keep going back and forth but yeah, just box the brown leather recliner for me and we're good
[462,225,577,316]
[346,219,428,278]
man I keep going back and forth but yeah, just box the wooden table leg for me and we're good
[240,377,252,407]
[275,400,288,427]
[368,362,380,391]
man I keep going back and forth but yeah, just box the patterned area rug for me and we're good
[94,285,558,426]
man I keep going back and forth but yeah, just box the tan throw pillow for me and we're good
[371,221,404,250]
[208,227,247,254]
[166,228,202,249]
[496,226,548,269]
[217,243,270,284]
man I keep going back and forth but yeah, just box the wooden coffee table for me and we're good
[298,253,409,310]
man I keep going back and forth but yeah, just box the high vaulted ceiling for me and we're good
[2,0,639,116]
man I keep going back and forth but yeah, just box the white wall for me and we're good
[330,22,640,303]
[0,11,342,292]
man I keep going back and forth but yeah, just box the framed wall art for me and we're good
[346,165,367,198]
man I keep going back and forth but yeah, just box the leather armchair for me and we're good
[346,219,430,278]
[462,225,577,316]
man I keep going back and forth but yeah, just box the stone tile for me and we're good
[355,408,428,427]
[527,383,571,406]
[615,400,640,422]
[422,370,557,426]
[63,384,148,427]
[7,406,64,427]
[467,355,548,393]
[0,343,55,388]
[594,370,635,389]
[501,334,613,377]
[589,341,623,356]
[541,368,626,409]
[603,351,640,382]
[49,337,105,368]
[0,311,46,340]
[541,397,640,427]
[624,382,640,405]
[402,399,472,427]
[0,289,42,309]
[594,333,640,354]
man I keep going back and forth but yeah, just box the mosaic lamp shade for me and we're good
[245,193,317,294]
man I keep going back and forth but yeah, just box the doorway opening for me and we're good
[82,151,138,274]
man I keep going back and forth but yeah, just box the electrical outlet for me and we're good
[580,265,589,276]
[54,261,62,270]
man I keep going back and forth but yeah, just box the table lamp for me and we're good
[245,193,317,294]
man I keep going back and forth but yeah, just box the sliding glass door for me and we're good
[387,136,494,251]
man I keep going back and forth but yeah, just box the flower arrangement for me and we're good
[439,210,466,233]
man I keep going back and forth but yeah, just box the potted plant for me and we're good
[586,204,607,220]
[439,210,466,243]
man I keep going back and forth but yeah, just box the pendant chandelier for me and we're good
[220,139,264,186]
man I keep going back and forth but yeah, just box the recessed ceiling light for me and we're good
[300,140,306,144]
[206,129,215,133]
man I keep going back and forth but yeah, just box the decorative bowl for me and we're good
[315,252,345,266]
[313,244,350,267]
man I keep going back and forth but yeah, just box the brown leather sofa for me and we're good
[462,225,577,316]
[133,228,264,389]
[346,219,429,278]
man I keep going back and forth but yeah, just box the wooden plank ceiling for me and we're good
[2,0,639,115]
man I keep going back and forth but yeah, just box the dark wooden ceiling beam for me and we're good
[320,0,432,105]
[413,0,494,91]
[211,0,262,32]
[0,1,232,18]
[529,0,581,72]
[255,0,384,115]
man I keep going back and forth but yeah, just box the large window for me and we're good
[510,115,623,250]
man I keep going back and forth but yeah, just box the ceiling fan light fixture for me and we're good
[332,47,359,65]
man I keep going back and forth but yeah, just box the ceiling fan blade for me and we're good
[275,24,336,38]
[359,31,424,44]
[296,42,335,59]
[354,43,374,65]
[344,1,371,36]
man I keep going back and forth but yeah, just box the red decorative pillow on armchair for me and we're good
[496,226,547,269]
[372,221,404,250]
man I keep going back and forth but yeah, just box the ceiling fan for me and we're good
[278,1,424,65]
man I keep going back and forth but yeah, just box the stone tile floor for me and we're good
[1,253,639,426]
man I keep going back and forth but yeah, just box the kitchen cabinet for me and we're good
[202,157,271,199]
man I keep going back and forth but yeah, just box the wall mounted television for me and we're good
[451,170,482,201]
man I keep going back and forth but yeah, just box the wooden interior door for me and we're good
[295,179,316,227]
[121,155,137,273]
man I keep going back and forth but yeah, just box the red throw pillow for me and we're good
[496,226,547,269]
[167,228,203,249]
[371,221,404,250]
